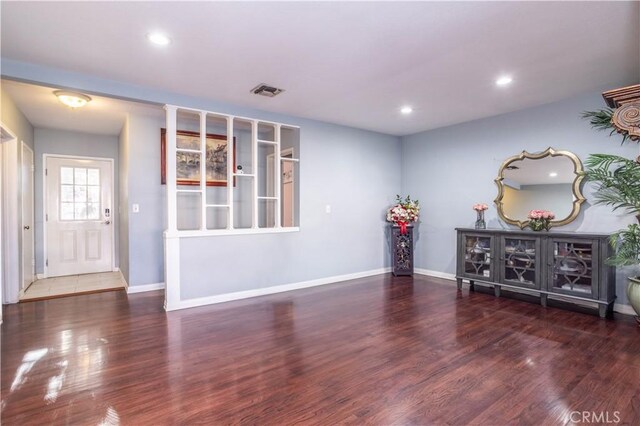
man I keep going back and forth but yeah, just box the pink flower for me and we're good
[473,203,488,212]
[528,209,555,220]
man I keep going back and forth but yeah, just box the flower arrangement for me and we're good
[387,195,420,234]
[473,203,488,212]
[528,209,555,231]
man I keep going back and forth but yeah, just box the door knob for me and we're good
[104,220,111,225]
[23,225,30,230]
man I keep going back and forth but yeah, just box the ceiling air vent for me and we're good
[251,84,284,98]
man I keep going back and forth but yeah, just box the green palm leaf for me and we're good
[582,109,629,143]
[584,153,640,266]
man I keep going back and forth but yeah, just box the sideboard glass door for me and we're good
[500,237,541,289]
[548,239,599,299]
[462,234,493,280]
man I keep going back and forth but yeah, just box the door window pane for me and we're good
[74,186,87,202]
[74,203,87,220]
[74,168,87,185]
[59,167,102,221]
[61,185,74,202]
[87,168,100,185]
[87,186,100,202]
[60,167,74,184]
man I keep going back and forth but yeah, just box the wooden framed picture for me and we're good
[161,129,236,186]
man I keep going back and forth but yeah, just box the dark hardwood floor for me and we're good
[2,274,639,425]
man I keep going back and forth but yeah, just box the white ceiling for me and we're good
[1,1,639,136]
[2,80,162,136]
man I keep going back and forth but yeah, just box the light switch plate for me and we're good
[132,203,140,213]
[325,205,331,214]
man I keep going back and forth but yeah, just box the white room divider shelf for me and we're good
[163,104,300,311]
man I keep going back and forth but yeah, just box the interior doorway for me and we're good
[44,155,115,277]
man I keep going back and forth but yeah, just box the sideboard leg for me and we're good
[598,304,608,319]
[456,278,462,290]
[469,280,475,291]
[540,294,548,308]
[494,285,501,298]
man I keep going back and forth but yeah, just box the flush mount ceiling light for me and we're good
[147,32,171,46]
[495,76,513,87]
[549,172,558,177]
[400,106,413,114]
[54,91,91,108]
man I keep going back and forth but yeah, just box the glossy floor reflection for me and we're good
[2,275,639,425]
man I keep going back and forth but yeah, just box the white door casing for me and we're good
[45,156,114,277]
[1,122,20,304]
[21,143,35,290]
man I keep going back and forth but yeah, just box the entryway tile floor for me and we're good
[20,272,126,301]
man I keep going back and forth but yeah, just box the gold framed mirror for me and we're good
[494,147,586,229]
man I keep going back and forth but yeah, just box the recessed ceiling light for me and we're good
[549,172,558,177]
[400,106,413,114]
[147,32,171,46]
[54,90,91,108]
[495,76,513,87]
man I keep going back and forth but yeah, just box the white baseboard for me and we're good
[413,268,637,317]
[36,273,46,280]
[127,282,165,294]
[414,268,456,281]
[168,267,392,311]
[614,303,637,316]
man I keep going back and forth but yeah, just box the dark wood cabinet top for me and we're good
[455,228,613,239]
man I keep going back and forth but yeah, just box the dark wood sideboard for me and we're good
[455,228,616,318]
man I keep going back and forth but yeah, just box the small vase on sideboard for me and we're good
[475,211,486,230]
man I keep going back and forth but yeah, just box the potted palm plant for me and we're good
[583,111,640,323]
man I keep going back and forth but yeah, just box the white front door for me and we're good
[46,156,113,277]
[21,143,35,290]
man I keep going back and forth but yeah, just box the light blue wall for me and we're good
[125,114,165,286]
[180,121,400,299]
[120,110,400,291]
[1,85,34,150]
[401,90,640,305]
[33,128,119,274]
